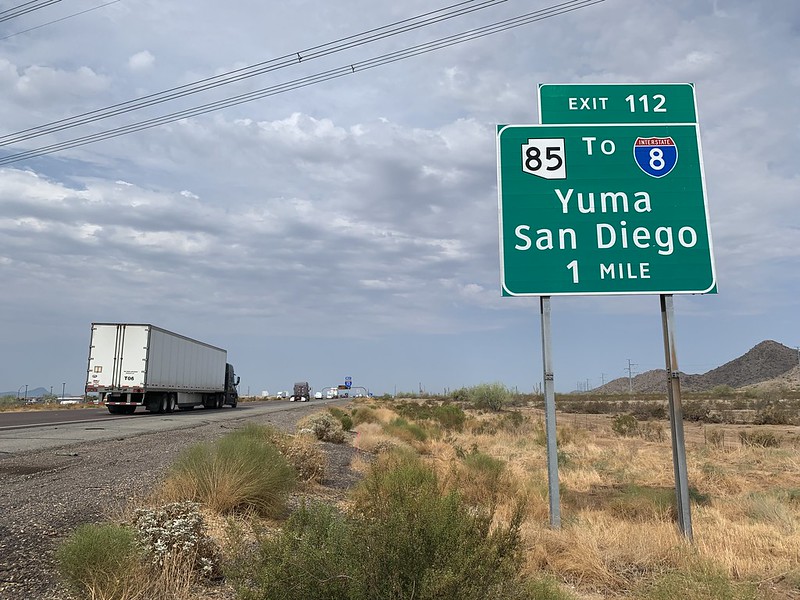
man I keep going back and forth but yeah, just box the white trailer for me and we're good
[85,323,239,415]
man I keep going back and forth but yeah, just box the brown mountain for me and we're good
[593,340,799,394]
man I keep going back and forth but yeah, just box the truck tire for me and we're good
[166,394,177,413]
[107,406,123,415]
[122,405,136,415]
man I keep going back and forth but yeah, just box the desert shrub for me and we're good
[160,431,295,516]
[630,402,667,421]
[753,401,797,425]
[520,577,578,599]
[0,395,19,410]
[283,433,327,483]
[607,485,676,521]
[298,412,346,443]
[231,501,355,600]
[710,385,736,398]
[383,417,428,443]
[467,382,513,412]
[612,414,638,437]
[352,406,381,425]
[354,451,527,599]
[132,501,219,578]
[57,523,141,599]
[328,406,353,431]
[638,421,665,442]
[502,410,526,430]
[433,403,466,431]
[638,559,757,600]
[232,451,528,600]
[682,400,718,422]
[394,400,435,421]
[739,429,781,448]
[457,449,507,507]
[249,424,327,484]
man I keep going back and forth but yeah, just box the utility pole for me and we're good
[626,359,637,394]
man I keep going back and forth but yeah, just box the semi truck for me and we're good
[290,381,310,402]
[85,323,239,415]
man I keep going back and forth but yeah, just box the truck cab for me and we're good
[292,381,310,402]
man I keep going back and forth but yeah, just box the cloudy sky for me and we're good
[1,0,798,397]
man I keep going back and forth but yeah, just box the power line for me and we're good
[0,0,121,41]
[0,0,604,165]
[0,0,511,146]
[0,0,62,24]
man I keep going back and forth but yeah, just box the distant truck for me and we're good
[290,381,310,402]
[85,323,239,415]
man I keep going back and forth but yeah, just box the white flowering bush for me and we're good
[298,412,346,443]
[133,501,220,579]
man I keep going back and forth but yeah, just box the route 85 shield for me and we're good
[521,138,566,180]
[634,136,678,178]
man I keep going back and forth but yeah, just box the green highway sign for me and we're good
[497,123,716,296]
[538,83,697,125]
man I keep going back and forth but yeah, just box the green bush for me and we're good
[57,523,140,599]
[383,417,428,443]
[433,403,466,431]
[638,559,757,600]
[710,385,736,398]
[612,414,638,437]
[233,451,528,600]
[231,502,354,600]
[328,406,353,431]
[468,382,513,411]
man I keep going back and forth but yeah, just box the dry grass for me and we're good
[360,403,800,598]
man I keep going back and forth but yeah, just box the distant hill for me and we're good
[593,340,799,394]
[0,386,50,399]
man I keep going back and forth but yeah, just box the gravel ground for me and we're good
[0,402,363,600]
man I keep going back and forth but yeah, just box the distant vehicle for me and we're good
[85,323,239,415]
[314,391,323,400]
[293,381,310,402]
[275,391,288,399]
[59,399,80,405]
[325,389,337,399]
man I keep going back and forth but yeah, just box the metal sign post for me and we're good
[497,83,714,538]
[660,294,693,540]
[540,296,561,528]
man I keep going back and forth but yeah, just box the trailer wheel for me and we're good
[216,396,224,409]
[166,394,177,413]
[123,405,136,415]
[107,406,123,415]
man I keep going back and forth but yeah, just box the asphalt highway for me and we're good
[0,399,344,455]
